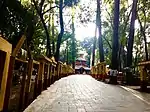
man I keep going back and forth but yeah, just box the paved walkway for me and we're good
[24,75,150,112]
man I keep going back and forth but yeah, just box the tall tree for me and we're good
[71,6,76,68]
[32,0,52,57]
[126,0,138,67]
[111,0,120,70]
[92,27,97,66]
[52,5,55,55]
[55,0,64,62]
[137,0,149,61]
[96,0,104,62]
[109,0,120,84]
[138,15,148,61]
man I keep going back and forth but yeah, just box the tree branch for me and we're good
[137,14,148,60]
[42,0,72,15]
[32,0,51,57]
[103,35,112,49]
[32,0,40,15]
[42,5,59,14]
[39,0,45,13]
[104,7,113,29]
[64,17,72,28]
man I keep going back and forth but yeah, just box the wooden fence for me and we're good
[0,37,74,112]
[90,62,107,81]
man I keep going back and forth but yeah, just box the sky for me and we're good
[74,0,96,41]
[75,23,96,41]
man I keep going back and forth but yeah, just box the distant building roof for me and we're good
[76,57,86,61]
[75,65,91,70]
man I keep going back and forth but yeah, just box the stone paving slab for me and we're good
[24,75,150,112]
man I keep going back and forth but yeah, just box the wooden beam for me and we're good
[12,35,26,57]
[18,63,28,111]
[24,59,33,107]
[0,37,12,111]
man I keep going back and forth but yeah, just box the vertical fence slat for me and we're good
[33,64,40,99]
[18,63,28,111]
[3,56,15,112]
[37,62,44,95]
[24,59,33,107]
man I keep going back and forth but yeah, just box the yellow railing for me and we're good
[0,38,75,111]
[91,62,107,80]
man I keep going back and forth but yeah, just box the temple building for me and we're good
[75,53,91,74]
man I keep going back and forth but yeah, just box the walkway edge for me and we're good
[120,86,150,105]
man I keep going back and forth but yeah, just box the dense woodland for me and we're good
[0,0,150,72]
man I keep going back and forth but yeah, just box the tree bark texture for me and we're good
[138,15,148,61]
[111,0,120,70]
[127,0,138,67]
[32,0,51,57]
[97,0,104,62]
[92,26,97,66]
[55,0,64,62]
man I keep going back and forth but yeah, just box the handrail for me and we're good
[91,62,106,80]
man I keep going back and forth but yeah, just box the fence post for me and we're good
[33,64,40,99]
[43,63,47,90]
[3,56,14,112]
[49,63,52,85]
[24,59,33,107]
[37,62,44,95]
[3,35,25,111]
[47,64,50,87]
[18,63,28,111]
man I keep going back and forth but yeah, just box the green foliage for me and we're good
[64,0,80,7]
[77,1,96,25]
[61,32,73,43]
[0,0,28,42]
[59,35,79,64]
[80,37,94,66]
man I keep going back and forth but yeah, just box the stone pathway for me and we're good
[24,75,150,112]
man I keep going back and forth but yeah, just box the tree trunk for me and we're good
[111,0,120,70]
[71,6,76,69]
[32,0,51,57]
[118,45,122,71]
[138,15,148,61]
[55,0,64,62]
[40,14,51,57]
[52,5,55,55]
[97,0,104,62]
[127,0,138,67]
[92,26,97,66]
[66,40,69,64]
[26,24,34,60]
[109,0,120,84]
[134,50,138,74]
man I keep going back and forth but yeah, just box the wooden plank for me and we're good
[37,62,44,95]
[138,61,150,66]
[12,35,26,57]
[49,64,52,85]
[47,64,50,87]
[0,37,12,112]
[18,63,28,111]
[0,51,6,91]
[33,64,40,99]
[0,37,12,53]
[43,64,48,90]
[24,59,33,107]
[3,56,15,112]
[15,57,28,63]
[33,60,40,65]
